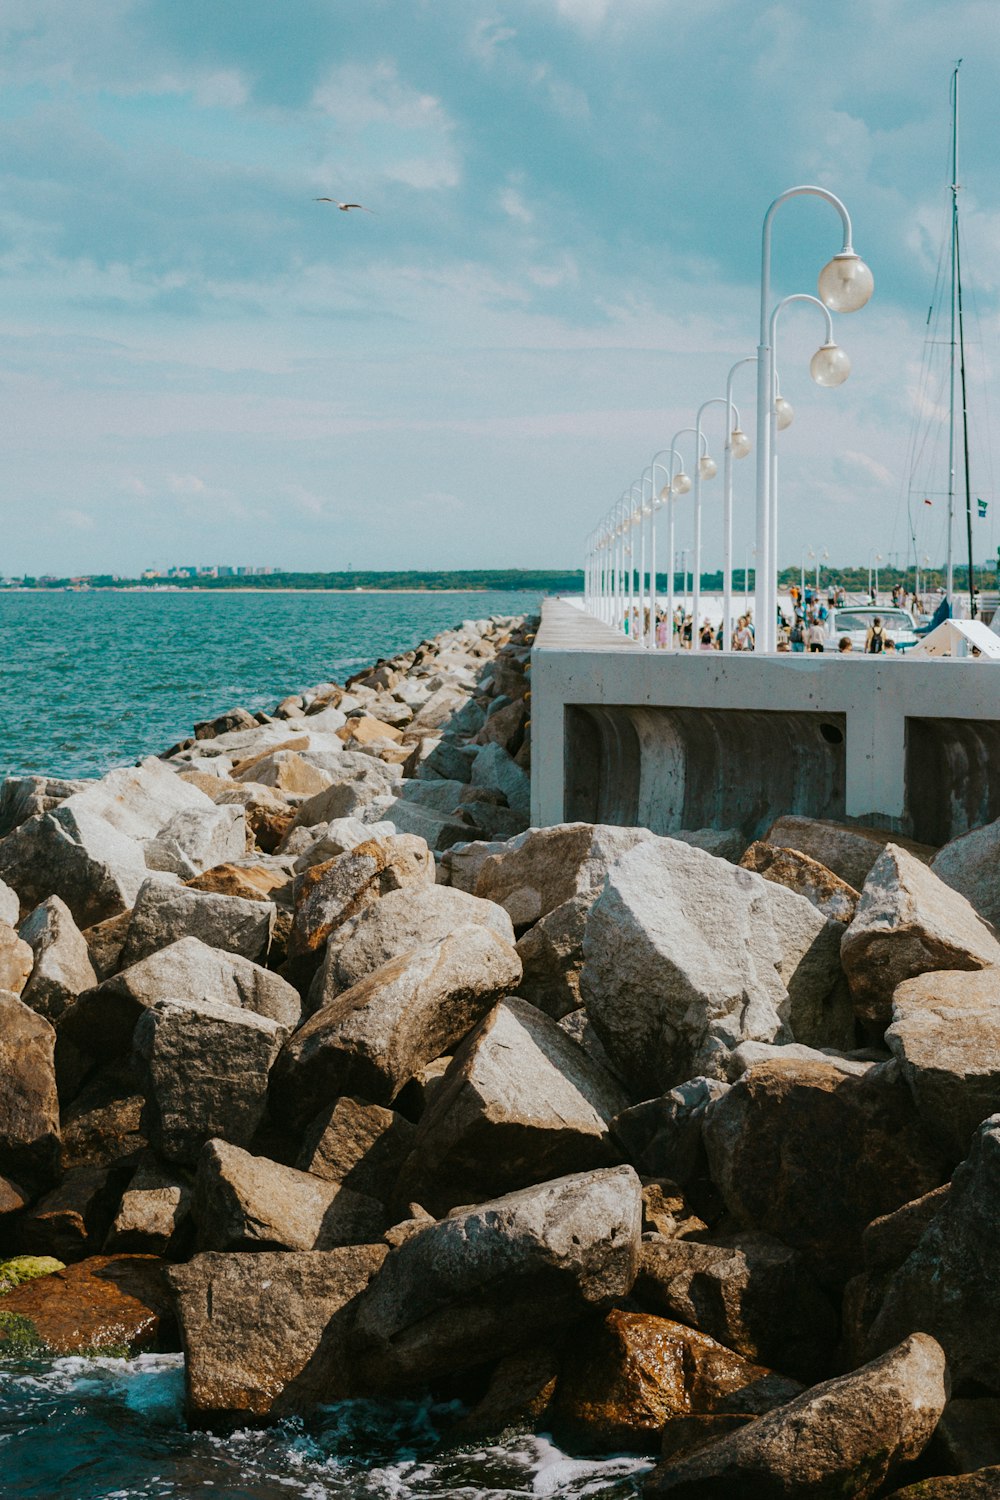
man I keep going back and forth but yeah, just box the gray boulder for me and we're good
[395,996,628,1215]
[289,755,402,829]
[319,883,515,999]
[119,880,275,968]
[18,896,97,1020]
[474,823,653,927]
[273,924,522,1120]
[0,920,33,995]
[644,1333,947,1499]
[350,1165,642,1390]
[105,1159,191,1254]
[0,804,150,926]
[841,844,1000,1032]
[0,774,91,839]
[931,814,1000,927]
[515,895,591,1018]
[135,997,286,1164]
[865,1114,1000,1391]
[287,834,433,964]
[763,815,936,891]
[296,1095,416,1201]
[143,804,247,879]
[61,935,302,1057]
[193,1138,385,1250]
[0,990,61,1191]
[168,1247,388,1424]
[887,968,1000,1162]
[59,759,215,843]
[471,743,530,816]
[0,876,20,926]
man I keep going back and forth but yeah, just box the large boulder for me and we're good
[143,804,247,879]
[841,845,1000,1032]
[703,1058,949,1286]
[0,804,150,927]
[763,815,936,890]
[168,1247,388,1426]
[932,814,1000,926]
[471,743,530,816]
[105,1160,191,1255]
[288,755,402,829]
[643,1333,947,1499]
[350,1165,642,1390]
[553,1308,784,1453]
[0,774,91,839]
[473,823,654,927]
[514,895,592,1018]
[272,925,522,1121]
[394,996,628,1215]
[133,998,286,1165]
[865,1114,1000,1390]
[887,969,1000,1162]
[286,835,433,965]
[118,879,276,967]
[60,936,301,1058]
[17,1163,122,1261]
[17,896,96,1021]
[580,840,844,1093]
[193,1139,384,1250]
[740,841,859,923]
[296,1095,416,1200]
[58,760,215,844]
[635,1233,838,1383]
[317,883,515,1000]
[0,991,61,1191]
[0,1253,177,1356]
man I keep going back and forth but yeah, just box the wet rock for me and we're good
[644,1333,948,1499]
[61,936,301,1058]
[887,969,1000,1162]
[703,1058,949,1286]
[286,835,433,965]
[0,920,33,994]
[634,1233,838,1383]
[296,1096,416,1200]
[105,1160,192,1255]
[0,1254,177,1355]
[273,925,522,1120]
[865,1114,1000,1390]
[318,882,515,999]
[450,1344,561,1440]
[553,1308,779,1453]
[134,998,286,1166]
[17,896,96,1021]
[168,1246,388,1425]
[193,1139,384,1251]
[474,823,653,927]
[0,991,60,1192]
[395,997,628,1215]
[740,841,859,923]
[144,804,247,879]
[581,840,798,1093]
[841,845,1000,1032]
[119,879,276,968]
[350,1166,642,1390]
[0,1255,64,1293]
[932,815,1000,927]
[764,815,936,891]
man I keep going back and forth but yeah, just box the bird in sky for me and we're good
[313,198,375,213]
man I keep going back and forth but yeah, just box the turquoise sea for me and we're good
[0,589,547,780]
[0,588,650,1499]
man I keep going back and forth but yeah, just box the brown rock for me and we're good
[841,845,1000,1032]
[59,1070,146,1171]
[451,1345,561,1440]
[17,1164,123,1261]
[169,1247,388,1426]
[763,815,936,890]
[740,842,859,923]
[885,1472,1000,1498]
[287,835,433,963]
[0,1254,177,1355]
[296,1096,416,1200]
[702,1059,949,1286]
[80,909,132,981]
[0,1174,29,1219]
[659,1414,758,1463]
[641,1180,708,1241]
[0,990,61,1192]
[105,1160,192,1255]
[187,862,291,902]
[552,1309,778,1453]
[644,1333,948,1499]
[0,920,33,994]
[235,750,334,796]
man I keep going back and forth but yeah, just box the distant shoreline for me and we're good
[2,585,560,596]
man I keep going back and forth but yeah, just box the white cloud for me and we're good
[56,506,95,529]
[500,186,534,223]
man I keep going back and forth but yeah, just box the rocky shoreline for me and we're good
[2,611,1000,1496]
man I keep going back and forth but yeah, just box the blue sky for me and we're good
[2,0,1000,576]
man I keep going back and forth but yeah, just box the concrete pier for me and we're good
[530,599,1000,845]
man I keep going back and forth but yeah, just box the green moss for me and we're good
[0,1311,47,1357]
[0,1256,65,1295]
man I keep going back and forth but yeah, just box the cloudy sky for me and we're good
[3,0,1000,577]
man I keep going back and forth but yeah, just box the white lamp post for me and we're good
[868,548,883,602]
[693,397,729,649]
[755,186,873,653]
[667,427,703,648]
[640,451,677,649]
[722,358,755,652]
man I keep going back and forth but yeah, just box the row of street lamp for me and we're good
[584,185,874,653]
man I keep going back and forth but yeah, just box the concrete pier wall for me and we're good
[531,600,1000,844]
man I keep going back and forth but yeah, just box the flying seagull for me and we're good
[313,198,375,213]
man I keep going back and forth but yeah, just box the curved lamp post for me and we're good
[755,186,873,651]
[667,427,704,646]
[721,358,755,652]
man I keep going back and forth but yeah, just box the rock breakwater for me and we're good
[2,610,1000,1495]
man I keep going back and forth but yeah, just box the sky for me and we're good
[3,0,1000,578]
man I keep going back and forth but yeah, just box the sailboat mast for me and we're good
[946,62,960,600]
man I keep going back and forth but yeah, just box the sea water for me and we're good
[0,1354,650,1499]
[0,589,546,780]
[0,587,649,1498]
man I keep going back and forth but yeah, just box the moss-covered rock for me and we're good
[0,1256,64,1295]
